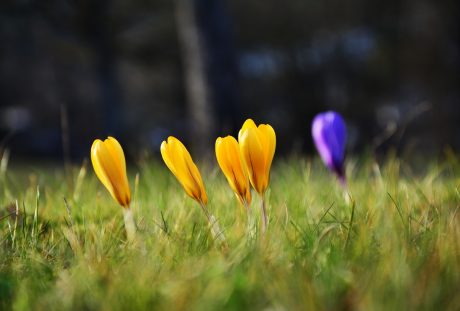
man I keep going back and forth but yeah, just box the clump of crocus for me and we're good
[312,111,347,186]
[161,136,226,246]
[215,136,252,207]
[238,119,276,233]
[91,137,136,241]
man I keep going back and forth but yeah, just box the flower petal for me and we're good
[104,137,131,206]
[258,124,276,190]
[240,127,266,194]
[91,140,114,196]
[238,119,257,142]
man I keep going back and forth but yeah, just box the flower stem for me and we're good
[260,195,268,234]
[339,175,347,189]
[123,207,136,242]
[339,176,351,204]
[244,200,255,240]
[199,202,227,249]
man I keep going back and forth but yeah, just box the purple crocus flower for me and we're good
[312,111,347,184]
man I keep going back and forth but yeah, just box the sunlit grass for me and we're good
[1,155,459,310]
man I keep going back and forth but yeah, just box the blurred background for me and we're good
[0,0,459,161]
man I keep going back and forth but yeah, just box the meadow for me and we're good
[0,154,459,310]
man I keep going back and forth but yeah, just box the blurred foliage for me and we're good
[0,0,459,158]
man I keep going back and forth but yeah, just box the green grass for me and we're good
[1,155,460,310]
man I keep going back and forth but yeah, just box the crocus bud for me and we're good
[160,136,207,205]
[312,111,347,183]
[238,119,276,195]
[91,137,131,207]
[215,136,252,206]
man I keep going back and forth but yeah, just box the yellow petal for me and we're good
[104,137,131,206]
[238,119,257,142]
[170,137,206,203]
[105,137,127,175]
[98,140,129,207]
[215,137,229,176]
[258,124,276,191]
[181,143,208,205]
[91,140,114,196]
[215,137,236,189]
[160,139,177,175]
[239,127,266,194]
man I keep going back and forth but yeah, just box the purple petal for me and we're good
[312,111,347,178]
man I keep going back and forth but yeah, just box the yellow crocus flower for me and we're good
[160,136,208,205]
[215,136,252,206]
[91,137,131,208]
[238,119,276,195]
[161,136,227,248]
[91,136,135,241]
[238,119,276,234]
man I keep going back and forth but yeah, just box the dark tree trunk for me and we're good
[175,0,239,155]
